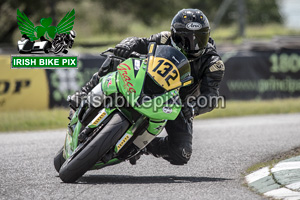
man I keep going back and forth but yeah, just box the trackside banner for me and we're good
[3,49,300,110]
[45,54,105,107]
[219,49,300,99]
[0,56,49,111]
[0,54,103,110]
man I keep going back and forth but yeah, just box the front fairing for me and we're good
[116,58,182,121]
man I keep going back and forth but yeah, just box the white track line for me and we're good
[271,162,300,173]
[287,181,300,190]
[245,167,270,184]
[264,188,300,200]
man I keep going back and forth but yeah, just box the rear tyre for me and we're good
[54,146,66,173]
[59,112,130,183]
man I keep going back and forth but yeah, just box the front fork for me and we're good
[64,106,116,159]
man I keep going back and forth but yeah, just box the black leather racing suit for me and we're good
[79,31,225,165]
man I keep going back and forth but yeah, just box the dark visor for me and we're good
[173,31,209,54]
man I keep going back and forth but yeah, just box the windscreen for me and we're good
[147,45,190,91]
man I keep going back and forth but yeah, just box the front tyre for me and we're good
[54,43,64,54]
[59,112,130,183]
[54,146,66,173]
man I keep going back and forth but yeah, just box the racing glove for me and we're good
[113,37,142,58]
[114,43,133,58]
[182,99,198,123]
[182,95,219,121]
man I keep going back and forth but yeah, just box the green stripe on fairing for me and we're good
[101,72,118,95]
[71,122,81,154]
[69,109,79,126]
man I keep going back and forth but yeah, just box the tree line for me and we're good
[0,0,281,43]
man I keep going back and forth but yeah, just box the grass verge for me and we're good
[197,98,300,119]
[245,147,300,175]
[0,98,300,132]
[0,108,69,132]
[72,23,300,54]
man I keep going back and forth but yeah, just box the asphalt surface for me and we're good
[0,113,299,200]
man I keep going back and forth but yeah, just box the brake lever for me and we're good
[100,48,126,61]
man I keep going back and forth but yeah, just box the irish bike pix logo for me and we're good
[11,9,77,69]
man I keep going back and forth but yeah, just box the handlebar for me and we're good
[100,48,146,60]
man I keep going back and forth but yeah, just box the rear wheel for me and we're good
[59,112,130,183]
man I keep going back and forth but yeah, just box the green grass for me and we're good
[197,98,300,119]
[72,23,300,53]
[211,23,300,44]
[0,108,69,132]
[245,146,300,175]
[1,98,300,132]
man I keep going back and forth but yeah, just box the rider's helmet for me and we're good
[170,9,210,60]
[69,30,76,40]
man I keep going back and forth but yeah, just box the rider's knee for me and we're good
[168,145,192,165]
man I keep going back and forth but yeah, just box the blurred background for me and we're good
[0,0,300,131]
[0,0,299,50]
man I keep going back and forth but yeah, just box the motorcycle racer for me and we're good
[68,9,225,165]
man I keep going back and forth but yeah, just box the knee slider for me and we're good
[169,146,192,165]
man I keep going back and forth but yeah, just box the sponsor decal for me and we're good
[0,56,49,111]
[148,43,155,54]
[162,106,172,114]
[117,63,136,93]
[154,125,163,131]
[160,31,171,44]
[107,79,112,88]
[116,133,132,152]
[209,60,225,72]
[134,59,141,70]
[92,111,107,126]
[186,22,202,30]
[182,148,191,159]
[172,56,180,63]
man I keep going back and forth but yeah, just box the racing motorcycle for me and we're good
[51,30,76,54]
[54,43,193,183]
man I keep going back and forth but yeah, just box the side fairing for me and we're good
[100,72,118,96]
[117,58,146,104]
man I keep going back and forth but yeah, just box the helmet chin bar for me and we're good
[189,48,205,57]
[171,37,205,60]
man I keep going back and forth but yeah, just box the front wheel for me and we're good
[54,146,66,173]
[59,112,130,183]
[53,43,64,54]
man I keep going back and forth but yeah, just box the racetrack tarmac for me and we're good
[0,113,299,200]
